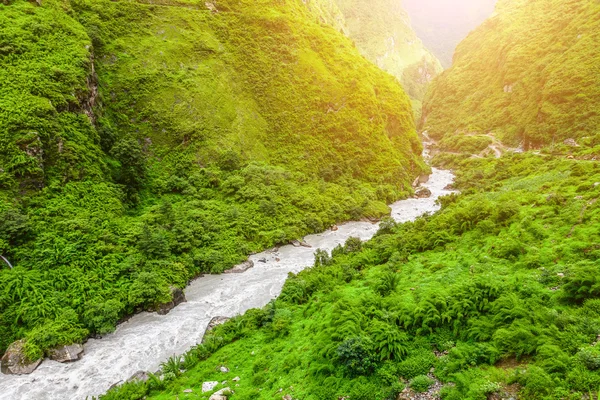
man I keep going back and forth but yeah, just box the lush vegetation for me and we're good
[101,153,600,399]
[0,0,426,359]
[334,0,443,117]
[421,0,600,148]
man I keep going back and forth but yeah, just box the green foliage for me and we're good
[0,0,426,358]
[121,154,600,400]
[397,350,436,380]
[422,0,600,148]
[333,0,443,106]
[127,272,171,309]
[336,336,378,376]
[83,299,124,335]
[160,355,182,378]
[576,346,600,371]
[409,375,435,393]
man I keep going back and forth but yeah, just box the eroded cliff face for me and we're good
[421,0,600,148]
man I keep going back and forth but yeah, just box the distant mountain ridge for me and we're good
[402,0,497,68]
[421,0,600,148]
[320,0,444,118]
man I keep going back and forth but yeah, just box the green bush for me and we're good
[409,375,434,393]
[336,336,379,376]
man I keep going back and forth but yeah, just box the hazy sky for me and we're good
[402,0,497,67]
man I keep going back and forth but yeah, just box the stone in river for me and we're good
[414,187,432,198]
[1,340,42,375]
[224,260,254,273]
[155,286,187,315]
[49,344,84,363]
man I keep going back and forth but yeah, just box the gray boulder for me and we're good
[49,344,84,363]
[415,187,432,198]
[127,370,150,383]
[224,260,254,274]
[1,340,42,375]
[156,286,187,315]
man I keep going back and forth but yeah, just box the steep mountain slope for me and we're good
[421,0,600,148]
[332,0,444,117]
[0,0,425,361]
[402,0,497,68]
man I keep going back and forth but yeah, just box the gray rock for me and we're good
[418,174,430,184]
[564,138,579,147]
[299,240,312,248]
[210,387,232,400]
[415,187,432,198]
[232,376,240,381]
[202,381,219,393]
[1,340,42,375]
[127,370,150,383]
[224,260,254,274]
[156,286,187,315]
[290,240,301,247]
[183,389,193,393]
[219,366,229,373]
[49,344,84,363]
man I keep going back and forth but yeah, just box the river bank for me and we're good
[0,169,455,400]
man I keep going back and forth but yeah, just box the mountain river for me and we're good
[0,168,455,400]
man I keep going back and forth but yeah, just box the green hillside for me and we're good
[421,0,600,148]
[333,0,444,117]
[0,0,425,359]
[102,154,600,400]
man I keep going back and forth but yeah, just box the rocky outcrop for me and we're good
[1,340,42,375]
[155,286,186,315]
[224,260,254,274]
[48,344,84,363]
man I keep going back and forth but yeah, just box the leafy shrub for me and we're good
[576,346,600,370]
[375,272,399,296]
[83,299,124,334]
[23,311,88,361]
[409,375,434,393]
[397,351,436,380]
[562,262,600,303]
[160,355,182,377]
[370,322,408,361]
[336,336,378,376]
[127,271,171,309]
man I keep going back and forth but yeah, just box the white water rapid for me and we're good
[0,168,455,400]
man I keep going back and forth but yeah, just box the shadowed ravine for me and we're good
[0,169,455,400]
